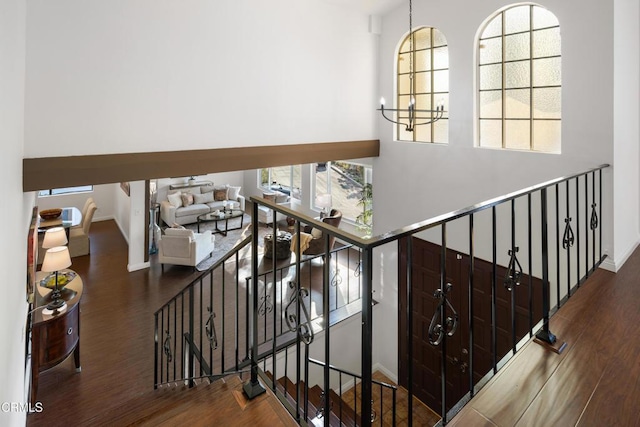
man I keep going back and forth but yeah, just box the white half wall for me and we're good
[1,0,27,425]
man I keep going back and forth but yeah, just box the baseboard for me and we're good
[601,238,640,272]
[128,261,150,272]
[373,363,398,384]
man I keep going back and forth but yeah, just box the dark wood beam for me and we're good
[23,140,379,192]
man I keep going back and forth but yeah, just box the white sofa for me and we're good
[256,190,291,225]
[158,228,215,270]
[159,183,246,226]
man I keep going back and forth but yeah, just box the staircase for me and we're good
[266,371,362,427]
[105,374,294,426]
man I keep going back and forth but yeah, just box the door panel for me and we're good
[398,236,543,415]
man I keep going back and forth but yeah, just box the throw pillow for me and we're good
[164,228,194,239]
[227,185,241,201]
[263,192,277,202]
[193,192,214,204]
[181,193,194,207]
[275,191,289,204]
[200,184,215,194]
[214,187,229,201]
[310,227,323,239]
[167,192,182,208]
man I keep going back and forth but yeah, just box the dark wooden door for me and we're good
[398,237,543,415]
[398,237,470,413]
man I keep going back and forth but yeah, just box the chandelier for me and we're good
[377,0,444,132]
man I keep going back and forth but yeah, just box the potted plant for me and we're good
[356,183,373,238]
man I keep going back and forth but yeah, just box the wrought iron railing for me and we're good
[243,164,609,426]
[154,164,609,426]
[153,233,365,390]
[153,235,253,388]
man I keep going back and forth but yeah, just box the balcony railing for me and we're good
[155,163,609,426]
[245,164,609,426]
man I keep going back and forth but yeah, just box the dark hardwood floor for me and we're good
[27,220,296,427]
[450,246,640,427]
[28,219,640,426]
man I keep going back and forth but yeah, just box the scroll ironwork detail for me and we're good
[163,329,172,365]
[284,281,314,345]
[428,282,458,346]
[504,247,523,291]
[562,217,575,249]
[590,203,598,230]
[205,306,218,350]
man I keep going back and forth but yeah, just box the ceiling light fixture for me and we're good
[377,0,444,132]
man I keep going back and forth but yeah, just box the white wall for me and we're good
[0,0,27,425]
[24,0,379,158]
[36,183,117,223]
[613,0,640,268]
[372,0,634,382]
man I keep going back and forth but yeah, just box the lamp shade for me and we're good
[42,226,68,248]
[41,246,72,273]
[315,193,332,210]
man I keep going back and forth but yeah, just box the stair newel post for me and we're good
[244,200,266,398]
[535,188,556,345]
[361,245,374,427]
[323,233,331,427]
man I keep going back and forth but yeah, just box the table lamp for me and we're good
[315,193,332,218]
[42,226,68,249]
[41,246,72,311]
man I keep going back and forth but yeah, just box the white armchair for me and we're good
[158,228,215,271]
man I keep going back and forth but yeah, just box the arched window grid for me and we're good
[477,4,561,152]
[396,27,449,143]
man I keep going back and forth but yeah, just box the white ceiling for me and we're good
[319,0,405,16]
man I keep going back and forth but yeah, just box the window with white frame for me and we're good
[477,4,561,152]
[38,186,93,197]
[313,161,373,223]
[259,166,302,200]
[396,27,449,143]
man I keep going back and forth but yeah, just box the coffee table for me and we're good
[197,209,245,236]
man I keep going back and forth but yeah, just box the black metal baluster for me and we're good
[323,234,331,427]
[468,214,475,397]
[245,277,249,367]
[576,177,580,287]
[295,221,301,422]
[590,171,595,271]
[406,236,414,426]
[173,300,177,382]
[536,188,556,345]
[555,184,560,306]
[491,206,497,374]
[159,309,164,384]
[243,201,265,399]
[199,279,203,379]
[154,313,159,388]
[180,295,184,383]
[221,265,226,374]
[584,174,589,279]
[210,272,214,375]
[510,200,517,354]
[362,245,374,427]
[188,286,194,387]
[528,194,533,336]
[565,180,572,300]
[235,252,239,372]
[440,224,448,424]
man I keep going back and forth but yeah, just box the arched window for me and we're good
[396,27,449,143]
[477,4,561,152]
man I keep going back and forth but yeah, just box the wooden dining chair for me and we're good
[69,202,97,257]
